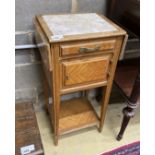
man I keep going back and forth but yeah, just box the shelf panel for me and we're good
[49,97,99,135]
[48,97,99,135]
[59,97,99,134]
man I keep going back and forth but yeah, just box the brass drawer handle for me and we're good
[79,46,100,53]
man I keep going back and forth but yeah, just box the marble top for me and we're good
[42,13,117,38]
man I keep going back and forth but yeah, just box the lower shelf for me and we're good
[48,97,99,135]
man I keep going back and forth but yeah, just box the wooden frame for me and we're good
[34,13,127,145]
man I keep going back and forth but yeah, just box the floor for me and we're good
[35,95,140,155]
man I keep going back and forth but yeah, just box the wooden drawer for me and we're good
[61,55,111,87]
[60,39,116,57]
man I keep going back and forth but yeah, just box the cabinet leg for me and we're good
[43,75,49,113]
[99,86,112,132]
[52,83,60,146]
[51,45,61,145]
[117,75,139,140]
[52,95,60,145]
[116,106,135,141]
[54,135,59,146]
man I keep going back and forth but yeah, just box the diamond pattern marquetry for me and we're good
[58,98,98,134]
[63,56,111,86]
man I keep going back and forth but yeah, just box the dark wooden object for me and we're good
[108,0,140,37]
[114,58,140,140]
[105,0,140,140]
[15,102,44,155]
[108,0,140,60]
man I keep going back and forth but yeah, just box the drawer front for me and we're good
[62,55,111,87]
[60,39,116,57]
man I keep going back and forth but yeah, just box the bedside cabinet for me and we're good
[34,13,127,145]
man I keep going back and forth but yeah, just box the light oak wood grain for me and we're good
[62,55,111,86]
[49,97,99,134]
[34,13,127,145]
[60,39,116,56]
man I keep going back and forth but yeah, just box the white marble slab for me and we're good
[42,13,117,37]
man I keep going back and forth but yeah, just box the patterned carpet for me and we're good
[99,141,140,155]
